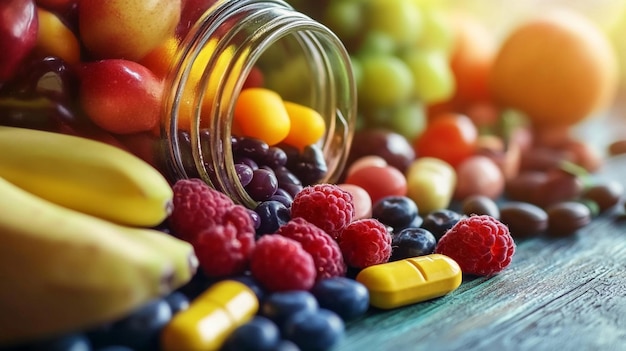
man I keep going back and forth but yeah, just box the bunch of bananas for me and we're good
[0,126,198,346]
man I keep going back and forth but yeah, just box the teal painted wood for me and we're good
[334,155,626,351]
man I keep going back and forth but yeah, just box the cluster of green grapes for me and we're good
[287,0,456,141]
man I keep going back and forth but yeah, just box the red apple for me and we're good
[79,0,182,61]
[78,59,163,134]
[0,0,39,84]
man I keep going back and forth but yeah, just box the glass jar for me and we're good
[161,0,357,208]
[0,0,357,210]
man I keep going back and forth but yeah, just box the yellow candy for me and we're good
[233,88,291,146]
[282,101,326,150]
[356,254,462,309]
[160,280,259,351]
[405,157,456,214]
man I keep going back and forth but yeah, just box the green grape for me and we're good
[358,55,414,109]
[364,0,423,48]
[322,0,365,41]
[402,49,455,104]
[355,30,397,57]
[387,101,427,141]
[350,55,363,93]
[415,7,454,55]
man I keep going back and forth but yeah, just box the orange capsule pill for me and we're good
[356,254,462,309]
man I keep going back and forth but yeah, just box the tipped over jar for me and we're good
[0,0,357,209]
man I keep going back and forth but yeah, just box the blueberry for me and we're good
[268,193,293,209]
[282,309,344,351]
[164,291,190,314]
[18,333,92,351]
[254,200,291,236]
[230,274,266,301]
[390,227,437,261]
[271,340,301,351]
[310,277,370,321]
[261,291,319,330]
[100,298,172,351]
[421,209,464,240]
[372,196,419,232]
[221,316,281,351]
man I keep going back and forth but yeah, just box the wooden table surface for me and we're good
[335,104,626,351]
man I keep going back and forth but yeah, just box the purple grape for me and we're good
[235,156,259,170]
[233,136,270,160]
[235,163,254,187]
[290,144,328,186]
[263,146,288,168]
[245,168,278,201]
[2,56,78,103]
[274,166,303,198]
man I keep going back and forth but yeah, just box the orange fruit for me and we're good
[449,13,496,109]
[489,9,619,128]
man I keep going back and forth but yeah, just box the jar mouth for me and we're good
[162,0,356,208]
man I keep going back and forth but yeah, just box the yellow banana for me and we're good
[0,126,173,227]
[0,176,196,346]
[121,226,200,289]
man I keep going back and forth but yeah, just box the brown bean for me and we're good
[582,180,624,213]
[532,168,584,208]
[519,146,573,172]
[505,171,547,203]
[461,195,500,219]
[499,201,548,239]
[608,139,626,156]
[546,201,592,237]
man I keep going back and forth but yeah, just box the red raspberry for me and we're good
[276,218,347,281]
[250,235,316,292]
[290,183,355,239]
[435,214,516,276]
[194,222,255,277]
[169,178,256,277]
[338,218,392,269]
[169,178,234,240]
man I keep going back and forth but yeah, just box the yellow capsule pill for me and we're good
[160,280,259,351]
[356,254,462,309]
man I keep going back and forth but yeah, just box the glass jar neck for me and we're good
[162,0,356,208]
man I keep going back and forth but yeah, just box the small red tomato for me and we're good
[344,165,407,205]
[414,112,478,168]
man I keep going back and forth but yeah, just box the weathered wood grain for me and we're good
[335,155,626,351]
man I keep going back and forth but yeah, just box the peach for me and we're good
[78,0,181,61]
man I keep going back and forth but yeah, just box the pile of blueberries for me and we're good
[1,275,370,351]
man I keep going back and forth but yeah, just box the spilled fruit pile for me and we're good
[1,1,626,351]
